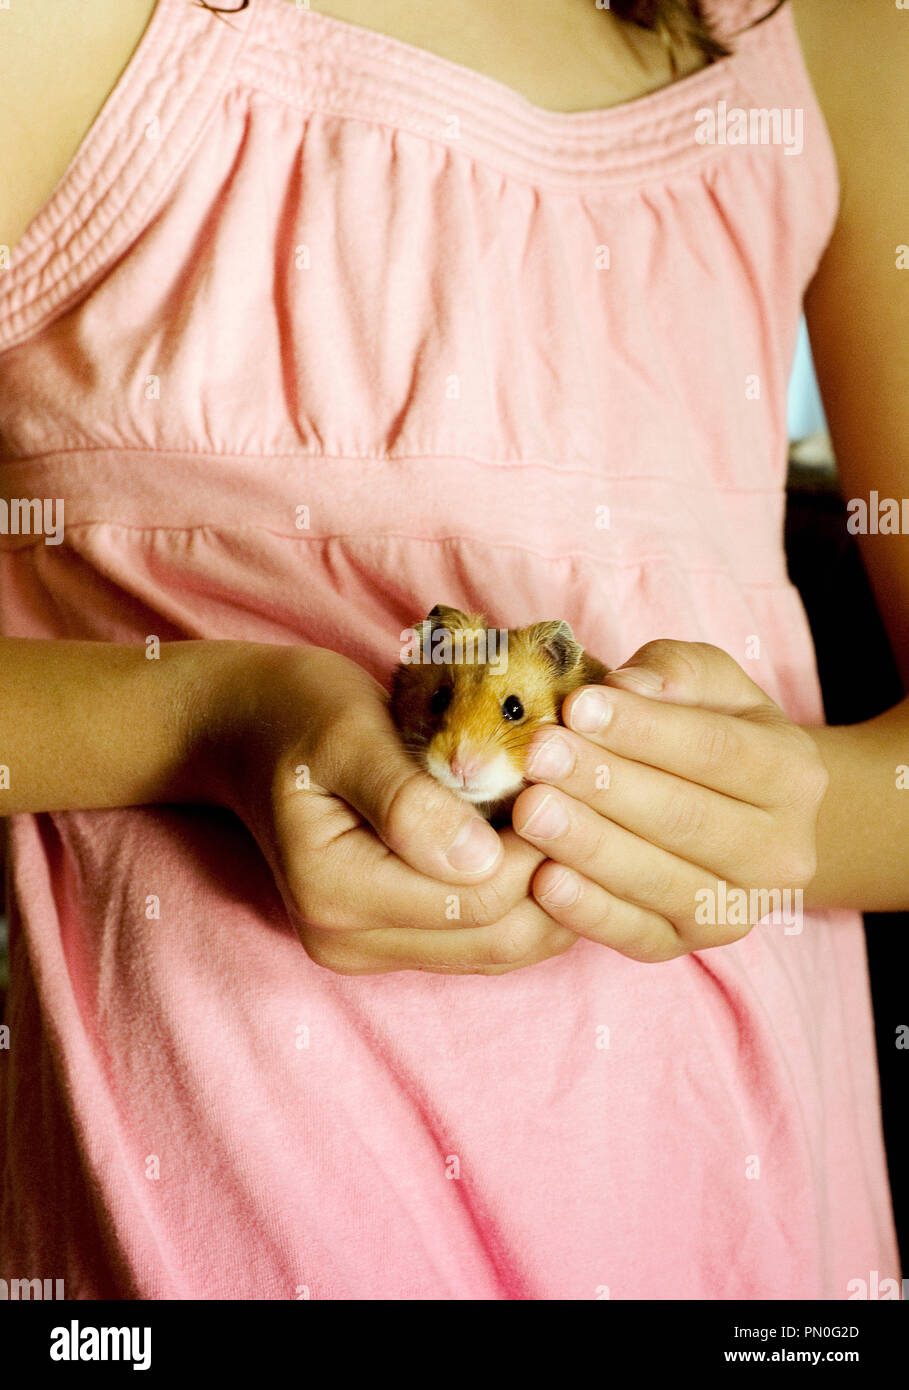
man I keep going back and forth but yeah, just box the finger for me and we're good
[599,639,786,718]
[299,899,579,975]
[530,860,684,962]
[298,674,504,882]
[280,798,547,933]
[512,784,752,948]
[523,726,774,879]
[557,685,805,806]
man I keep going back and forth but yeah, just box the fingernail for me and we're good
[517,792,568,840]
[606,667,663,694]
[540,869,580,907]
[569,690,612,734]
[525,733,574,780]
[446,818,501,872]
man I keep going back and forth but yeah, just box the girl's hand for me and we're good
[511,640,829,962]
[211,643,576,975]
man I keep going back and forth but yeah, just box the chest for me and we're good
[305,0,709,113]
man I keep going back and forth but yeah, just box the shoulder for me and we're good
[789,0,905,58]
[789,0,909,229]
[790,0,909,162]
[789,0,909,659]
[0,0,158,253]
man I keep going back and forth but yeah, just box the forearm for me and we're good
[804,698,909,911]
[0,636,260,816]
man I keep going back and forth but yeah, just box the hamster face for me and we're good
[389,626,564,813]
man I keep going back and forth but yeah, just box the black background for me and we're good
[786,463,907,1271]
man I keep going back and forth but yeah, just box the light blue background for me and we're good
[787,315,827,440]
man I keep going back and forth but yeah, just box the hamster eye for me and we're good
[429,685,452,716]
[502,695,524,722]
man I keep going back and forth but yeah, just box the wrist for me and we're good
[802,707,909,911]
[184,639,319,818]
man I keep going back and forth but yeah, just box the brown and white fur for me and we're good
[389,604,610,823]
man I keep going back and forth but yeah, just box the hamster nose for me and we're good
[449,748,484,786]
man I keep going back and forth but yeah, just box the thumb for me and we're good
[604,639,785,719]
[324,691,504,883]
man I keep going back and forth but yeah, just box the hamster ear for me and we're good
[527,619,584,676]
[425,603,471,630]
[411,604,459,648]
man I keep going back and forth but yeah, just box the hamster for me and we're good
[389,603,610,823]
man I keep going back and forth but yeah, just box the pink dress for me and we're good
[0,0,899,1298]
